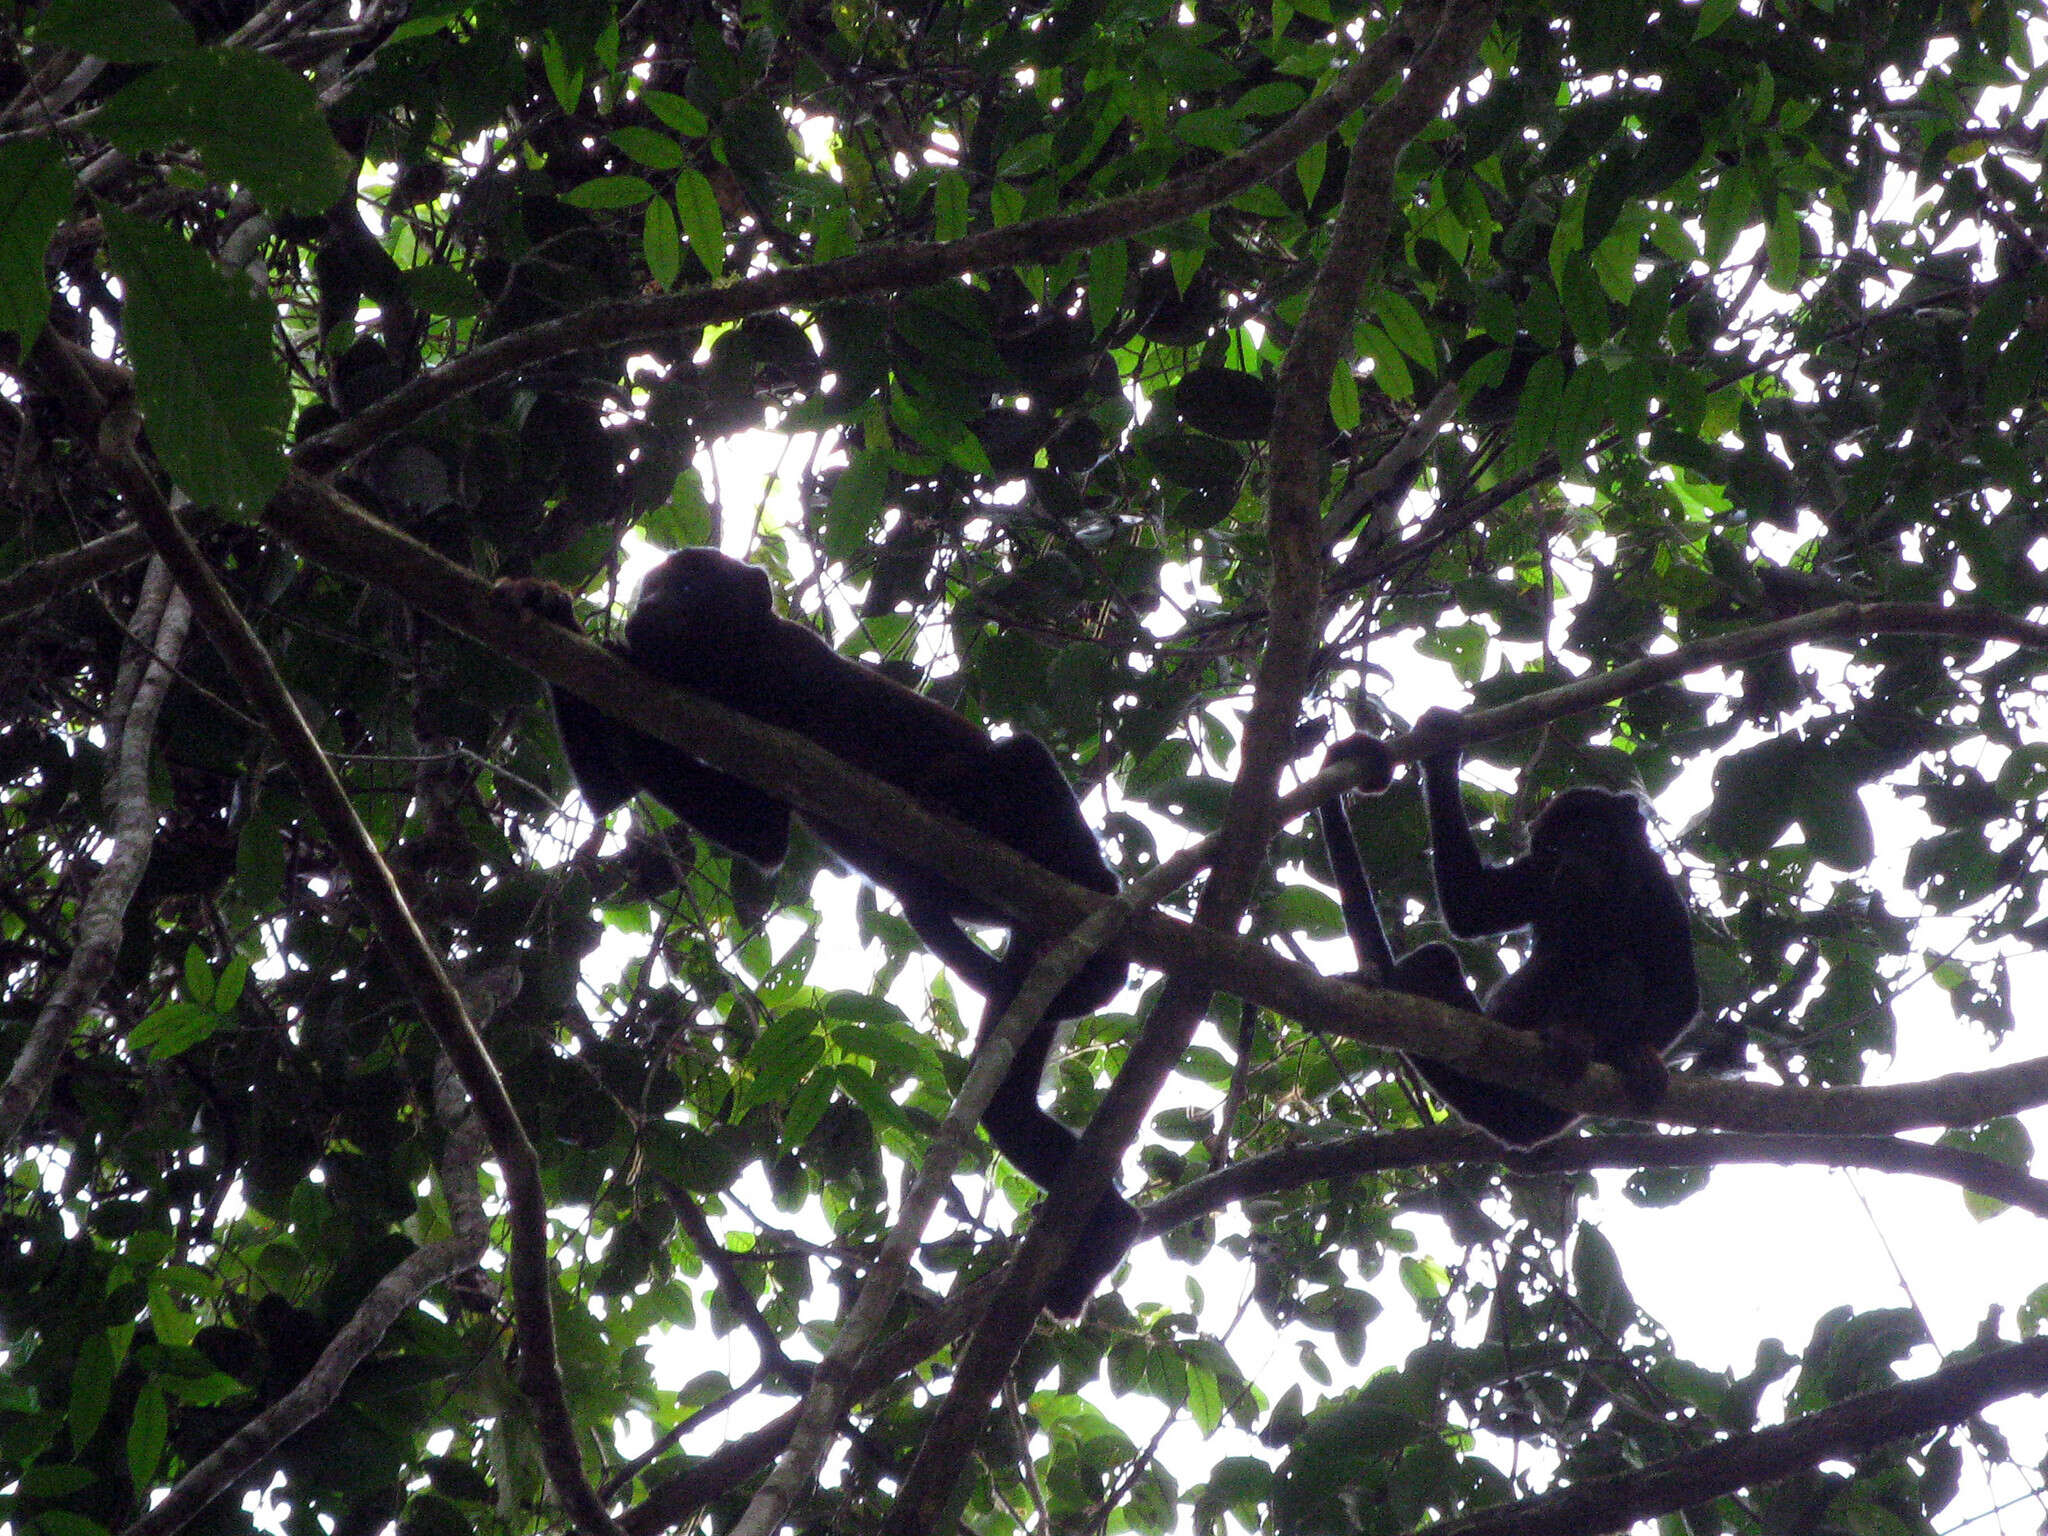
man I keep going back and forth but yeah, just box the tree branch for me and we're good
[0,522,151,628]
[729,877,1149,1536]
[1145,1127,2048,1231]
[293,28,1415,475]
[118,1236,486,1536]
[255,473,2048,1149]
[1419,1337,2048,1536]
[884,6,1497,1526]
[0,555,188,1150]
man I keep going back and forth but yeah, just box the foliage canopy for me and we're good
[4,0,2048,1533]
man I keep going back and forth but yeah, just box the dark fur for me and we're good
[499,550,1137,1315]
[1317,718,1698,1147]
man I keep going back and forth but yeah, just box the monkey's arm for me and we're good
[614,728,792,869]
[1637,875,1702,1044]
[1318,796,1399,981]
[1420,751,1547,936]
[498,577,792,868]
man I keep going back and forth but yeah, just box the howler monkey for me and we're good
[1317,711,1698,1147]
[499,550,1137,1316]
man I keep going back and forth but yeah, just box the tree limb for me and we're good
[728,873,1151,1536]
[0,522,151,628]
[1145,1127,2048,1230]
[293,27,1416,476]
[117,1237,487,1536]
[1419,1337,2048,1536]
[0,555,187,1149]
[254,472,2048,1145]
[884,5,1497,1525]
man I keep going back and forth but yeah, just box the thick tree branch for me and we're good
[1145,1127,2048,1230]
[0,556,187,1149]
[885,7,1496,1526]
[1420,1337,2048,1536]
[91,427,622,1536]
[256,474,2048,1145]
[293,29,1414,476]
[0,522,151,628]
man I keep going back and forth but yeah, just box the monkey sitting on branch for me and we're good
[1315,712,1699,1147]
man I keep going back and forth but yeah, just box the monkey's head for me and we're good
[626,548,774,657]
[1325,734,1395,796]
[1529,786,1658,902]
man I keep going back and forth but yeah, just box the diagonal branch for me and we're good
[728,871,1153,1536]
[293,28,1416,475]
[0,523,151,628]
[882,5,1499,1527]
[254,472,2048,1147]
[1419,1336,2048,1536]
[118,1236,486,1536]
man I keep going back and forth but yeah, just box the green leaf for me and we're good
[1940,1118,2034,1219]
[1694,0,1739,34]
[934,170,969,242]
[103,212,290,516]
[0,140,73,347]
[182,943,214,1006]
[673,168,725,279]
[1765,196,1802,290]
[397,264,482,317]
[32,0,195,62]
[1372,292,1434,367]
[1233,81,1305,118]
[1328,357,1361,427]
[835,1063,914,1139]
[97,48,349,214]
[215,955,249,1012]
[1554,361,1608,461]
[1511,351,1565,464]
[782,1069,834,1147]
[128,1001,223,1061]
[69,1329,115,1448]
[563,174,653,209]
[1186,1363,1225,1434]
[1572,1226,1633,1333]
[643,196,680,288]
[539,31,582,112]
[737,1008,826,1116]
[126,1381,168,1490]
[611,126,687,170]
[823,447,888,560]
[642,89,709,137]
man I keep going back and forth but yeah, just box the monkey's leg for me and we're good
[921,736,1129,1020]
[1395,944,1578,1149]
[974,959,1141,1319]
